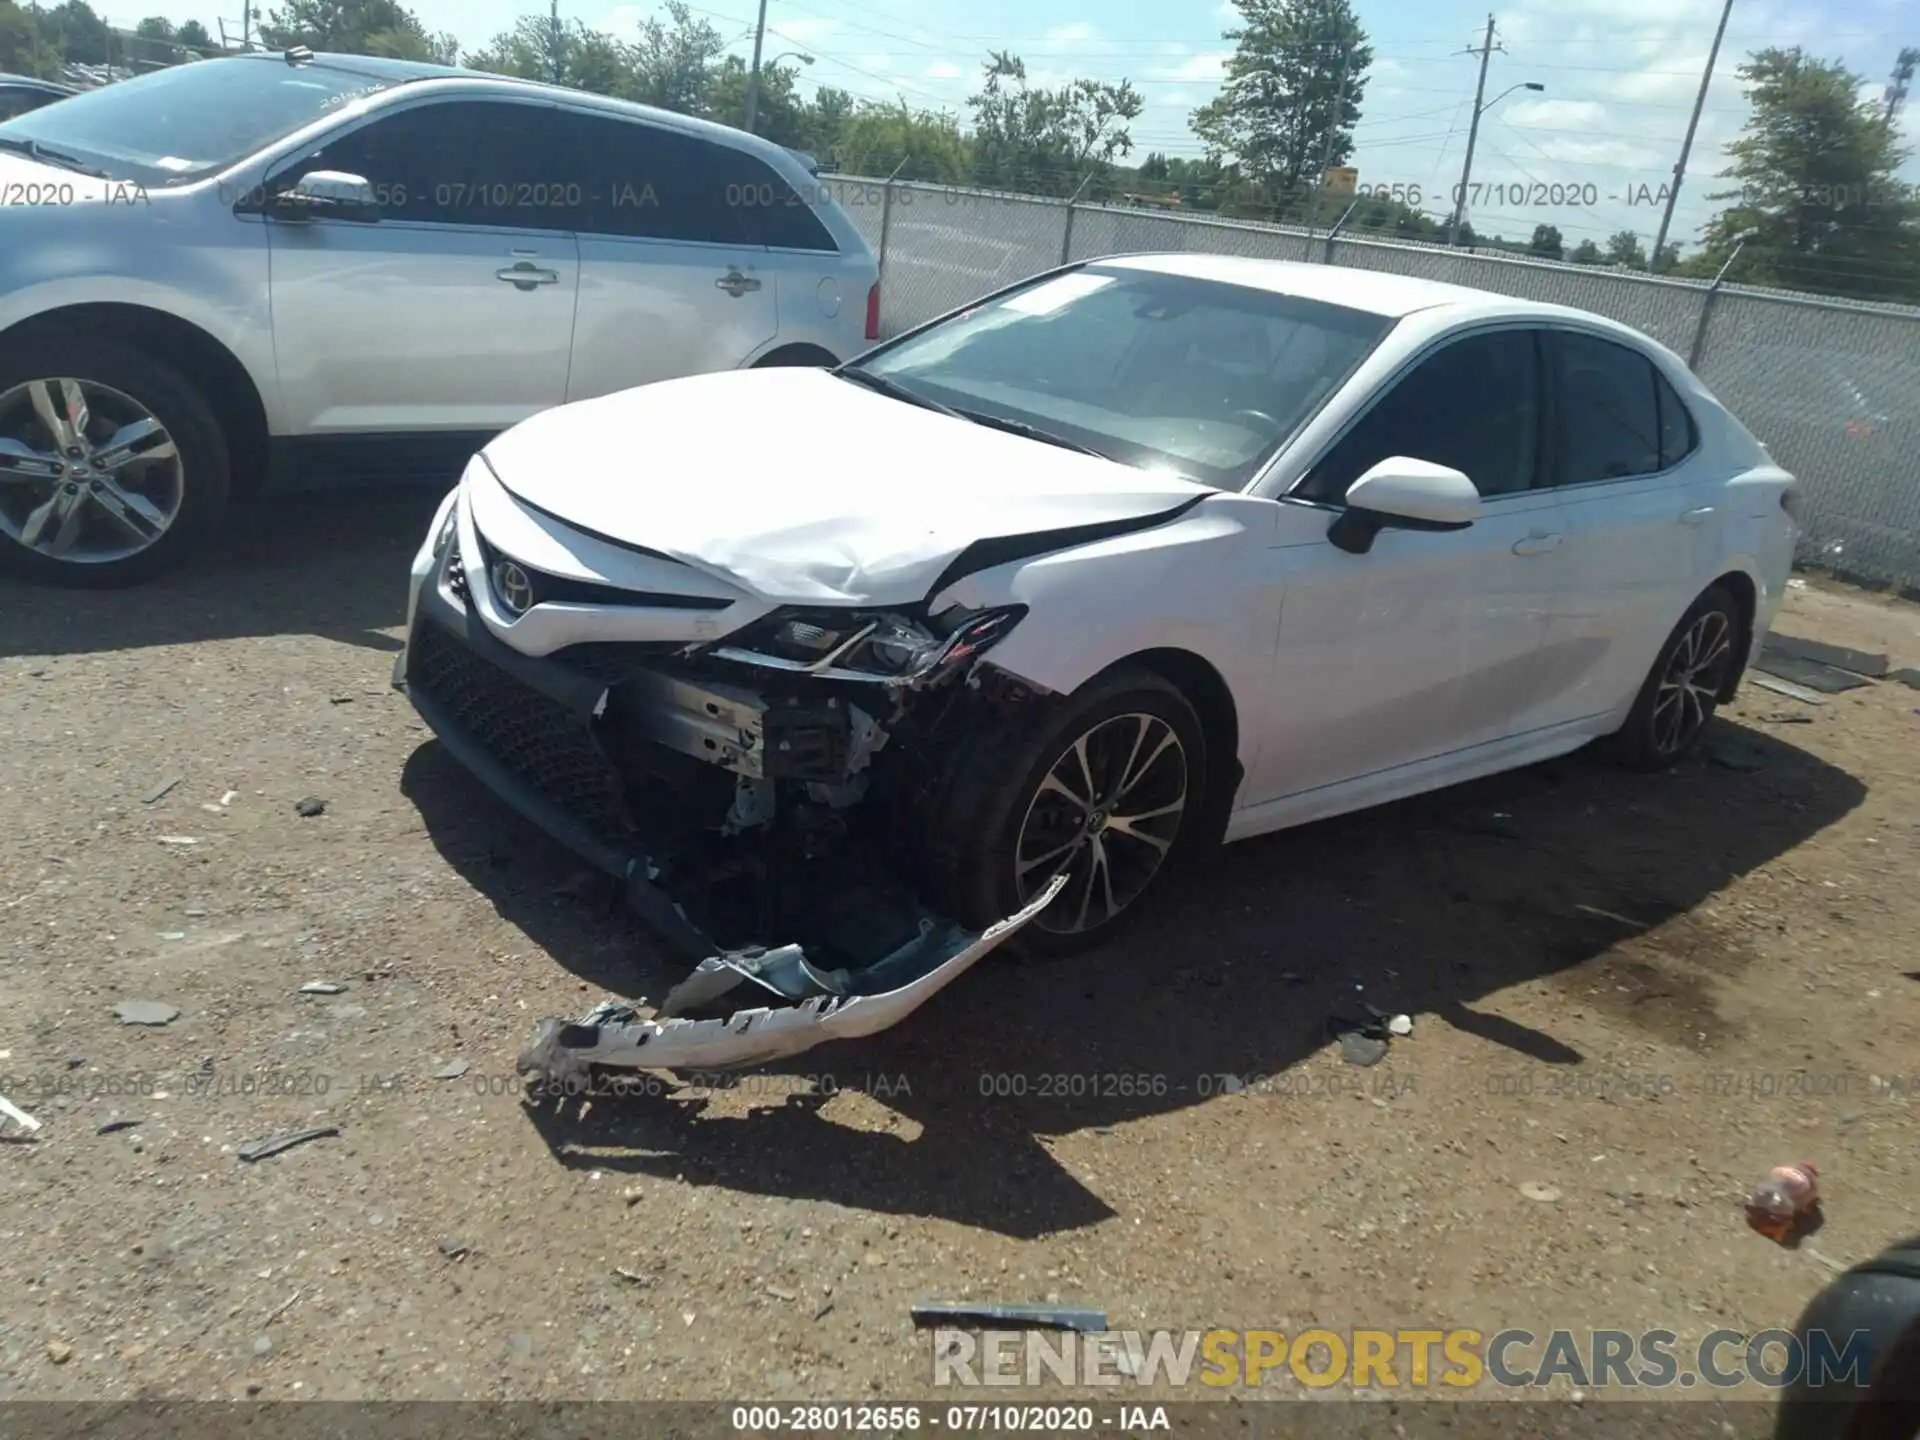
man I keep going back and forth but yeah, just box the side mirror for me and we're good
[1327,457,1481,555]
[275,170,379,221]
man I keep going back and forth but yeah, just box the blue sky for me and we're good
[122,0,1920,252]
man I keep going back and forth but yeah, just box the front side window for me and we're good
[276,99,584,231]
[853,266,1392,491]
[0,55,422,186]
[1553,330,1664,484]
[1295,329,1542,503]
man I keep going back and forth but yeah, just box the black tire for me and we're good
[920,665,1210,958]
[1604,583,1743,769]
[0,338,231,588]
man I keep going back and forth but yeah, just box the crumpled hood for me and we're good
[480,366,1214,606]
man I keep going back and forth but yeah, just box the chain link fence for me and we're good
[831,174,1920,597]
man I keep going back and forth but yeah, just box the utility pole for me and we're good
[239,0,250,48]
[1445,15,1499,249]
[1651,0,1734,272]
[548,0,563,83]
[743,0,770,134]
[1305,48,1353,230]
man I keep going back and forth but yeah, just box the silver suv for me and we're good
[0,51,880,586]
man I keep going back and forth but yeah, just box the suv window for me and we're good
[1553,330,1671,484]
[278,99,584,232]
[1296,329,1541,503]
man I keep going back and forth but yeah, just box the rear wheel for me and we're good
[923,667,1208,957]
[1606,584,1742,768]
[0,339,230,587]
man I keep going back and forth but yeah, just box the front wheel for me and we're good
[0,339,231,587]
[922,667,1209,957]
[1605,584,1743,768]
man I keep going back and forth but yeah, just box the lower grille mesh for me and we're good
[410,624,633,847]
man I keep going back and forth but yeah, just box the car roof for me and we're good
[278,51,783,156]
[1093,251,1612,323]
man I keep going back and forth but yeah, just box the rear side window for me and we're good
[732,156,837,251]
[1553,331,1667,484]
[1656,369,1697,468]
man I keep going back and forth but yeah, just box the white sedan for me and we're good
[394,252,1800,1076]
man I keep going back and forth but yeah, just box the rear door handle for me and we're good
[1512,532,1563,556]
[716,269,762,297]
[1679,506,1715,525]
[496,260,560,290]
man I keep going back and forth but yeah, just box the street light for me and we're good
[766,50,813,71]
[744,38,813,133]
[1445,79,1543,246]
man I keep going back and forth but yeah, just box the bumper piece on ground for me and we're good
[516,874,1066,1078]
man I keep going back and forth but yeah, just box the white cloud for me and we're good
[1042,21,1099,46]
[926,60,963,80]
[1173,51,1228,82]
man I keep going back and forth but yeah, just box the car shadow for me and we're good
[400,717,1866,1239]
[0,488,445,660]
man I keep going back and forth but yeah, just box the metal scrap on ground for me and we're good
[909,1301,1109,1333]
[1750,675,1829,706]
[237,1126,339,1162]
[0,1093,42,1138]
[1762,633,1890,678]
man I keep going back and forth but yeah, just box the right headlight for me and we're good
[722,604,1027,685]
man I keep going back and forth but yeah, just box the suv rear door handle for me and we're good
[716,268,762,297]
[1511,532,1563,556]
[496,260,560,290]
[1679,506,1715,525]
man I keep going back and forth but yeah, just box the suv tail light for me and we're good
[864,282,881,341]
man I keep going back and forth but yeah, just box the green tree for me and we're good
[1568,238,1602,264]
[177,18,213,51]
[1696,47,1920,302]
[42,0,111,64]
[133,14,173,39]
[1604,228,1648,267]
[1528,222,1563,259]
[704,53,808,143]
[1191,0,1371,219]
[0,0,62,76]
[627,0,723,115]
[829,98,970,181]
[466,15,635,95]
[258,0,457,64]
[966,50,1141,195]
[799,85,857,162]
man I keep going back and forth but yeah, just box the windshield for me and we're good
[853,265,1393,489]
[0,55,427,186]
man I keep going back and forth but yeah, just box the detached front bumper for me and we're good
[393,502,1054,1073]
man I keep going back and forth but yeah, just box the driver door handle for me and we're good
[1679,506,1715,525]
[496,260,560,290]
[1512,531,1563,556]
[716,268,762,297]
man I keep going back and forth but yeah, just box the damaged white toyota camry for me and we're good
[394,252,1799,1081]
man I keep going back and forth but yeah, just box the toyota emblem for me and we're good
[491,560,535,616]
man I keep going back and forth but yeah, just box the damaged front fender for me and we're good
[517,875,1065,1081]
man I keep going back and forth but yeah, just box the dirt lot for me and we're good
[2,490,1917,1429]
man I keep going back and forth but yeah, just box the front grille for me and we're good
[410,623,633,847]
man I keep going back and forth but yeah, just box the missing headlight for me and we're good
[711,605,1025,686]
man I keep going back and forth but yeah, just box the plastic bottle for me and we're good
[1746,1162,1821,1240]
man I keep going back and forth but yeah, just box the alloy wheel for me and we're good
[0,378,184,565]
[1013,711,1189,935]
[1652,608,1734,757]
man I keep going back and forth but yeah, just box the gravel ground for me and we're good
[2,491,1916,1429]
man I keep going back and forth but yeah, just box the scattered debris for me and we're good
[1746,1161,1821,1243]
[813,1300,836,1321]
[298,981,346,995]
[294,797,327,818]
[438,1239,472,1260]
[1890,668,1920,692]
[113,1000,180,1027]
[1520,1182,1562,1203]
[1327,1005,1404,1066]
[432,1059,471,1080]
[1803,1247,1849,1277]
[1762,634,1889,678]
[766,1284,798,1302]
[1386,1013,1413,1037]
[157,836,199,846]
[97,1120,140,1135]
[141,776,182,804]
[1,1093,43,1138]
[909,1301,1108,1333]
[237,1126,339,1162]
[157,930,186,941]
[1575,903,1643,928]
[1757,712,1815,725]
[329,695,355,705]
[1749,675,1828,706]
[46,1339,72,1365]
[613,1266,651,1286]
[263,1289,304,1325]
